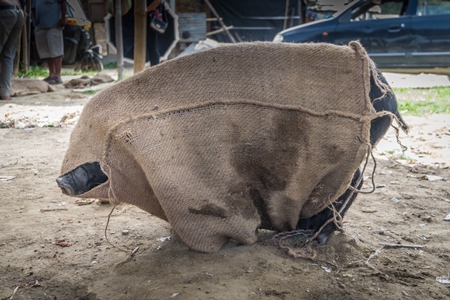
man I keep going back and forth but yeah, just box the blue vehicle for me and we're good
[274,0,450,73]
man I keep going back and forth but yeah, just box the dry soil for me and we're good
[0,79,449,300]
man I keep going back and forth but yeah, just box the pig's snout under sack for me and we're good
[59,41,388,252]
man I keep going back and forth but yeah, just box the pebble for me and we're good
[122,230,129,235]
[421,175,444,181]
[321,266,331,273]
[360,206,377,213]
[436,276,450,284]
[443,213,450,221]
[391,197,400,203]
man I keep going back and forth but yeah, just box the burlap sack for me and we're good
[11,78,55,96]
[63,74,115,89]
[60,41,379,252]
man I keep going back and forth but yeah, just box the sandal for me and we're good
[52,77,63,84]
[43,76,53,83]
[43,77,63,85]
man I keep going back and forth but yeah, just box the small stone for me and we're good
[321,266,331,273]
[421,175,444,181]
[122,230,129,235]
[361,207,377,213]
[424,216,433,222]
[391,197,400,203]
[436,276,450,284]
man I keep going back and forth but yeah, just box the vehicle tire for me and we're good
[92,56,104,72]
[80,55,103,72]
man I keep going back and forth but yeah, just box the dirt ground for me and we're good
[0,77,449,300]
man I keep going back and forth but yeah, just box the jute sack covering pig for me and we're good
[59,41,391,253]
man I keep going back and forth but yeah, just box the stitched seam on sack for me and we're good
[102,100,374,163]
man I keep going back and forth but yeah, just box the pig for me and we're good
[296,69,408,244]
[56,69,407,245]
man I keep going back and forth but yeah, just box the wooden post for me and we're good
[299,0,304,24]
[26,0,31,70]
[21,18,29,72]
[134,0,147,74]
[13,34,21,76]
[115,0,124,80]
[283,0,289,30]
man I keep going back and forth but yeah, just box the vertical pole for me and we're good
[25,0,31,71]
[115,0,124,80]
[21,20,28,72]
[299,0,304,24]
[283,0,289,30]
[27,0,31,69]
[134,0,147,74]
[13,32,21,76]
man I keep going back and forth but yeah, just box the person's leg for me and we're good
[147,28,160,66]
[35,28,52,81]
[47,28,64,82]
[0,9,24,100]
[53,55,63,82]
[47,57,56,78]
[44,57,62,84]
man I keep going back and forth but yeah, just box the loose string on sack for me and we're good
[348,139,376,195]
[370,110,409,151]
[102,164,140,266]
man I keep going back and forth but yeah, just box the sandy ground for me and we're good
[0,73,449,300]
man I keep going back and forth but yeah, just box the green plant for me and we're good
[82,90,99,95]
[61,70,97,76]
[393,87,450,115]
[18,65,49,78]
[18,65,98,78]
[103,61,117,69]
